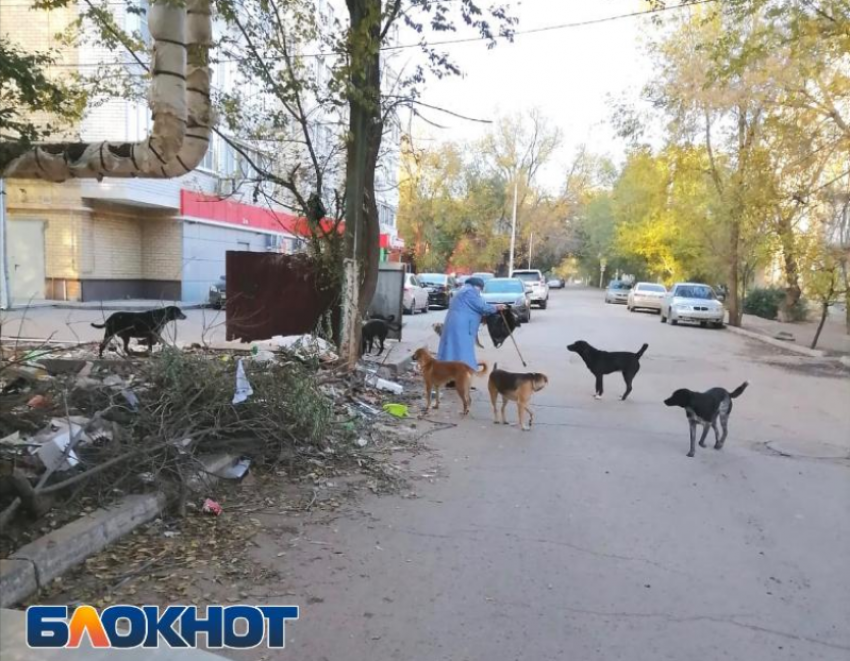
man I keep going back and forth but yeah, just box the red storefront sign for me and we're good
[180,190,342,237]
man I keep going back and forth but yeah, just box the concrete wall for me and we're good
[181,220,270,302]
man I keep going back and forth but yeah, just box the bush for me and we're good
[743,287,808,321]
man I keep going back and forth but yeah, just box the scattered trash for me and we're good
[382,403,409,418]
[365,374,404,395]
[0,431,23,447]
[121,389,140,410]
[250,349,276,364]
[774,331,796,342]
[202,498,223,516]
[27,394,50,409]
[232,359,254,404]
[218,458,252,481]
[270,334,339,362]
[32,421,85,472]
[355,437,369,448]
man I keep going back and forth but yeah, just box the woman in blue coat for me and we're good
[437,277,505,369]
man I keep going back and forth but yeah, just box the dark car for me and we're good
[418,273,456,308]
[208,275,226,309]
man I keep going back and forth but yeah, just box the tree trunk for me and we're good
[728,212,742,327]
[812,302,830,350]
[342,0,382,362]
[777,212,801,322]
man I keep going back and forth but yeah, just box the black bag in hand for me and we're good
[486,309,521,348]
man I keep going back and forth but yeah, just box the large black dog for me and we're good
[664,382,749,457]
[567,340,648,400]
[361,316,401,355]
[91,306,186,357]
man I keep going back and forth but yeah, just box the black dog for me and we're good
[361,317,401,356]
[91,306,186,357]
[567,340,648,400]
[664,382,748,457]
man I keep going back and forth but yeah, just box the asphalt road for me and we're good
[252,287,850,661]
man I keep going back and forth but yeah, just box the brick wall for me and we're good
[89,211,143,279]
[142,218,184,281]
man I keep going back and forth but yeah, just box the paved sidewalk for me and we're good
[741,309,849,355]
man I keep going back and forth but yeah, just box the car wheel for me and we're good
[714,321,725,329]
[670,317,678,325]
[539,298,548,310]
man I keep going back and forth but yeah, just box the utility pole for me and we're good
[528,232,533,269]
[508,178,518,275]
[0,179,10,310]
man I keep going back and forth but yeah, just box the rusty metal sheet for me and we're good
[225,252,338,342]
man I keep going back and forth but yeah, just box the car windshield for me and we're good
[513,272,540,282]
[484,279,524,294]
[675,285,716,300]
[638,284,665,292]
[608,281,630,290]
[418,274,447,285]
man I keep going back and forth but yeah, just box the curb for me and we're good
[0,454,240,608]
[0,493,166,608]
[726,325,827,358]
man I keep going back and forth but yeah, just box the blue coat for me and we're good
[437,284,497,369]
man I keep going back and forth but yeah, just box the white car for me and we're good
[627,282,667,313]
[403,273,430,315]
[511,269,549,309]
[661,282,725,328]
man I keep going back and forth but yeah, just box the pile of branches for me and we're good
[1,348,345,537]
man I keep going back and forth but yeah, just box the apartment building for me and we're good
[1,0,401,304]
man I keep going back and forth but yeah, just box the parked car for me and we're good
[403,273,430,315]
[627,282,667,313]
[208,276,226,309]
[481,277,531,323]
[604,279,631,304]
[661,282,725,328]
[547,276,565,289]
[511,269,550,309]
[418,273,456,308]
[471,272,496,284]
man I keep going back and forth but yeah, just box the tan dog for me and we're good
[411,347,488,415]
[432,322,485,349]
[488,363,549,431]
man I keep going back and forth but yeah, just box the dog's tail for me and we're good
[90,322,106,329]
[474,361,489,377]
[730,381,749,398]
[636,343,649,358]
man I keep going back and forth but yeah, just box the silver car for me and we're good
[604,279,631,304]
[627,282,667,313]
[661,282,725,328]
[403,273,430,315]
[481,277,531,323]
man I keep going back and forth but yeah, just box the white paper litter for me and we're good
[232,359,253,404]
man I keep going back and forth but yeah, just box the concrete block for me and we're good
[10,492,166,604]
[0,559,38,609]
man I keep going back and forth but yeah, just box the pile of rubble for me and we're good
[0,335,419,557]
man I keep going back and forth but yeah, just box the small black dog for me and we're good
[664,382,748,457]
[567,340,648,400]
[361,316,401,356]
[91,306,186,357]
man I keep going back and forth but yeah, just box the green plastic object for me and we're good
[382,403,409,418]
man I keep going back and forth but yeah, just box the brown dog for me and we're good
[488,363,548,431]
[411,347,488,415]
[432,322,485,349]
